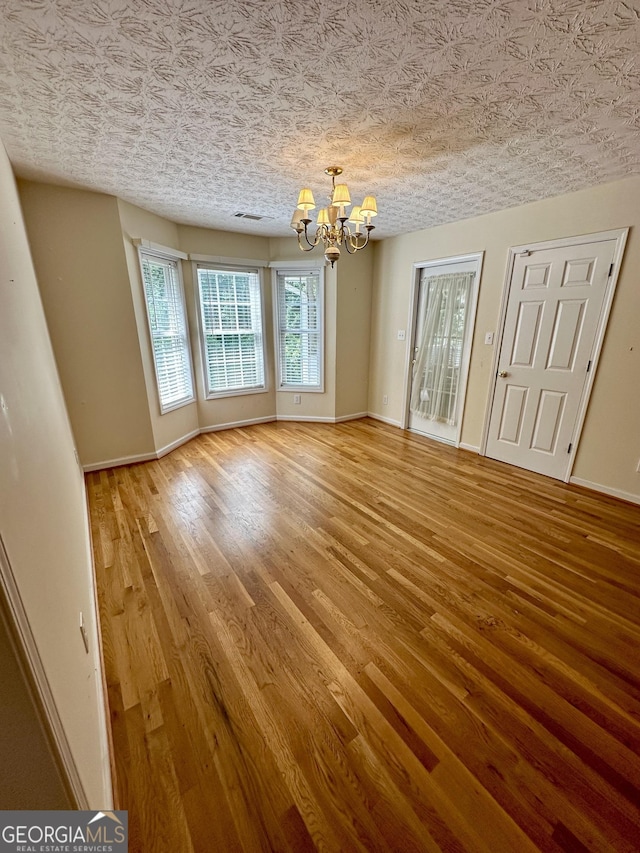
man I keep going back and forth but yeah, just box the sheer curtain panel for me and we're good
[410,271,475,424]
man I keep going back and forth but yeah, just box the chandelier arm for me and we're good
[300,221,323,249]
[342,226,369,254]
[297,235,318,253]
[336,220,348,247]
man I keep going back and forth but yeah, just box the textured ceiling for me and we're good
[1,0,640,239]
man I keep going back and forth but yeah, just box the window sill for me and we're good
[159,395,196,415]
[278,386,324,394]
[204,386,269,401]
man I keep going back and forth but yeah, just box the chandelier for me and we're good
[290,167,378,267]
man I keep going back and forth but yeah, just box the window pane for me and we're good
[235,278,250,300]
[141,254,194,412]
[276,270,322,389]
[197,267,265,395]
[237,305,252,328]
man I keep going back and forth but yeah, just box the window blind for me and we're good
[275,270,322,389]
[140,253,194,413]
[197,266,265,395]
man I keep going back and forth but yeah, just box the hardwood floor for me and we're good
[87,418,640,852]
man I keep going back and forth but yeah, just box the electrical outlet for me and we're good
[484,332,494,345]
[293,394,301,405]
[383,395,389,405]
[397,329,406,341]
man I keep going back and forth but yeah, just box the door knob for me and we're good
[498,370,509,378]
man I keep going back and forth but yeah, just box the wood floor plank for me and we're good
[88,419,640,852]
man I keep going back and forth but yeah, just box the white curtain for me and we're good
[410,271,475,424]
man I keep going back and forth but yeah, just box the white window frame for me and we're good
[138,247,195,415]
[272,264,325,393]
[195,263,268,399]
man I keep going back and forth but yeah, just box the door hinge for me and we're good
[586,359,591,373]
[609,263,614,277]
[567,443,573,454]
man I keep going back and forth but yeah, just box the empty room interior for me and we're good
[1,1,640,851]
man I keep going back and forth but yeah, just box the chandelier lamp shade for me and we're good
[290,167,377,267]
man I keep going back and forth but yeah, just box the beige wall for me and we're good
[0,146,111,806]
[118,200,199,451]
[335,248,373,419]
[369,176,640,500]
[18,181,154,468]
[179,224,271,260]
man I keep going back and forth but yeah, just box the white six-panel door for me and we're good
[485,236,619,480]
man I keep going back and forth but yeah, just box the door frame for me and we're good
[0,532,89,808]
[402,252,484,446]
[480,228,628,481]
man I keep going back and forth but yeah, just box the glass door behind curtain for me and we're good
[408,258,479,445]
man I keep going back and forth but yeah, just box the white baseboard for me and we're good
[81,489,114,809]
[81,428,640,508]
[205,413,366,428]
[277,414,368,423]
[366,412,403,428]
[83,413,391,472]
[569,477,640,506]
[156,428,201,458]
[276,415,337,423]
[83,450,157,472]
[83,429,202,472]
[200,416,276,433]
[83,421,275,471]
[334,412,368,423]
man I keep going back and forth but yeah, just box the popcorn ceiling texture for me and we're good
[1,0,639,238]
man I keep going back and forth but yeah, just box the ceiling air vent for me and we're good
[234,212,264,221]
